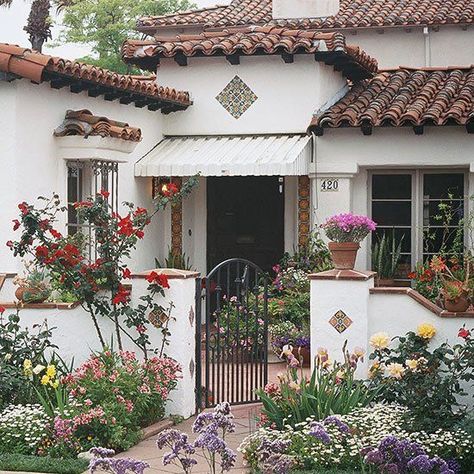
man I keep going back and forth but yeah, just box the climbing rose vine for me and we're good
[8,178,197,357]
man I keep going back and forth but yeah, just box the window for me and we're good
[66,160,119,256]
[370,171,466,277]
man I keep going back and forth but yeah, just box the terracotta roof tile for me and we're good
[308,66,474,133]
[0,43,191,112]
[123,28,378,81]
[137,0,474,31]
[54,109,142,142]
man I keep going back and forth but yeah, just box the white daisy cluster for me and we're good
[0,404,51,454]
[239,403,474,472]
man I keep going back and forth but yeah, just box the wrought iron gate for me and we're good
[196,259,268,409]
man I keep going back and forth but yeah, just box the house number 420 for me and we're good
[321,179,339,192]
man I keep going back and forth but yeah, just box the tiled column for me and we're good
[171,177,183,256]
[298,176,311,248]
[309,269,376,377]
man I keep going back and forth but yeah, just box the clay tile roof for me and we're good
[137,0,474,32]
[122,28,378,81]
[54,109,142,142]
[308,66,474,134]
[0,43,191,113]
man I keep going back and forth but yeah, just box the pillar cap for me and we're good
[131,268,200,280]
[309,269,376,281]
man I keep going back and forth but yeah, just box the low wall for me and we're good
[310,270,474,395]
[0,269,199,418]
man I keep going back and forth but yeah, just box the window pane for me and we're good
[396,254,412,279]
[423,173,464,199]
[373,228,411,253]
[423,200,464,227]
[372,174,411,199]
[423,227,463,255]
[372,201,411,226]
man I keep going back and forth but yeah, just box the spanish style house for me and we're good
[1,0,473,286]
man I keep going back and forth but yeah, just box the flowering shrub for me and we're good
[321,213,377,243]
[369,325,474,431]
[257,345,379,430]
[239,403,474,473]
[157,402,236,474]
[0,404,50,455]
[58,350,182,451]
[269,321,310,354]
[88,447,149,474]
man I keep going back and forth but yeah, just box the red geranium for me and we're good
[50,229,62,239]
[146,271,170,288]
[100,190,110,199]
[458,328,471,339]
[118,215,134,237]
[35,245,49,260]
[123,268,132,279]
[18,202,29,216]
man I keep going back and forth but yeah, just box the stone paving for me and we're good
[117,402,261,474]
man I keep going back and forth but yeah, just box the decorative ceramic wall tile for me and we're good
[215,75,258,119]
[189,306,195,327]
[298,176,310,248]
[189,358,195,378]
[329,310,353,333]
[171,177,183,256]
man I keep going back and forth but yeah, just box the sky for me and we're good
[0,0,221,59]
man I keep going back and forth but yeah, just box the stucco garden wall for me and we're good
[0,79,166,274]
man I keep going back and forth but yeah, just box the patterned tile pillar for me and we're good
[298,176,311,248]
[171,177,183,256]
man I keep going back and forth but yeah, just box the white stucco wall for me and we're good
[157,55,347,136]
[0,79,166,273]
[312,127,474,268]
[329,26,473,69]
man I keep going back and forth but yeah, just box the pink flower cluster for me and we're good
[321,213,377,243]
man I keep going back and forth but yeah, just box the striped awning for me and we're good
[135,134,311,177]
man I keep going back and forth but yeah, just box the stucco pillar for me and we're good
[131,269,200,418]
[309,269,375,377]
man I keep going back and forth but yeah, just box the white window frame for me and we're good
[368,169,468,272]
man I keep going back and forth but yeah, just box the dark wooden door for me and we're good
[207,177,284,273]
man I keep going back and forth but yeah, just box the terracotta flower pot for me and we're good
[444,295,470,313]
[15,286,26,302]
[328,242,360,270]
[15,286,48,304]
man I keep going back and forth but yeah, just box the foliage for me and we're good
[0,307,55,409]
[372,231,404,279]
[280,230,332,273]
[239,404,474,473]
[58,350,182,451]
[8,178,197,357]
[0,404,51,455]
[408,261,442,302]
[57,0,196,73]
[157,402,236,473]
[0,453,88,474]
[257,346,379,430]
[369,324,474,431]
[321,213,377,243]
[155,247,193,271]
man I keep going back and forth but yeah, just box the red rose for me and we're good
[39,219,50,231]
[458,328,471,339]
[12,220,20,231]
[35,245,49,260]
[161,182,179,197]
[6,241,13,248]
[117,215,134,237]
[123,268,132,279]
[100,190,110,199]
[134,207,147,216]
[0,306,5,315]
[146,271,170,288]
[135,230,145,239]
[50,229,62,239]
[18,202,29,215]
[112,286,130,305]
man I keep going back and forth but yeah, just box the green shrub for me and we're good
[0,453,88,474]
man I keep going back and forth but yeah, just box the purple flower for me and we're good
[89,447,116,458]
[262,454,294,474]
[309,422,331,444]
[321,213,376,243]
[323,415,350,433]
[407,455,434,473]
[364,449,384,465]
[89,457,149,474]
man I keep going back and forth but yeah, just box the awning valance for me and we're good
[135,134,311,177]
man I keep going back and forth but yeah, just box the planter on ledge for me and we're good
[328,242,360,270]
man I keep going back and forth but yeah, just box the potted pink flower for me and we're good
[321,213,377,270]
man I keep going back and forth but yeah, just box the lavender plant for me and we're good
[156,402,237,474]
[88,447,149,474]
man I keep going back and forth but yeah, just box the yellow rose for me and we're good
[370,332,390,349]
[406,359,418,370]
[46,365,56,378]
[387,363,405,379]
[417,323,436,340]
[41,375,50,386]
